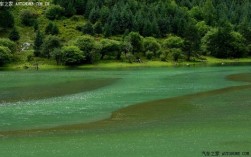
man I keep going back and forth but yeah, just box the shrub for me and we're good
[74,35,95,52]
[82,22,94,35]
[171,48,182,62]
[99,39,121,60]
[41,35,61,58]
[45,5,65,20]
[27,54,34,62]
[0,46,12,65]
[146,51,154,60]
[0,38,16,53]
[62,46,84,65]
[9,27,20,41]
[163,35,184,49]
[202,27,247,58]
[50,48,63,65]
[124,32,143,54]
[93,22,102,34]
[19,9,37,26]
[126,52,135,63]
[143,37,161,56]
[73,35,97,63]
[45,22,59,35]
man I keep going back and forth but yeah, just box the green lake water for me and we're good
[0,65,250,157]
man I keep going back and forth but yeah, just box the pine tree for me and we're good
[142,18,152,37]
[33,30,43,57]
[203,0,216,26]
[45,22,59,35]
[88,7,100,24]
[93,22,103,34]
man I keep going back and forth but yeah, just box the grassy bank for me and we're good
[77,57,251,69]
[3,56,251,70]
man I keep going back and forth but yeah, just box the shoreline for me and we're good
[1,57,251,71]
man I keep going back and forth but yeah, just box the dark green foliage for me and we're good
[33,30,43,57]
[51,48,63,65]
[62,46,84,65]
[0,46,12,65]
[88,7,100,24]
[99,39,121,60]
[202,0,216,26]
[163,35,184,49]
[0,9,14,29]
[124,32,143,54]
[202,25,247,58]
[183,20,200,60]
[16,0,251,64]
[19,10,37,26]
[41,35,61,58]
[45,22,59,35]
[146,51,154,60]
[172,48,182,62]
[82,22,94,35]
[45,5,65,20]
[33,20,39,32]
[143,37,161,56]
[73,36,98,64]
[9,27,20,41]
[93,22,102,34]
[0,38,16,53]
[53,0,77,16]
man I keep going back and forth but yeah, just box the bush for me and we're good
[45,22,59,35]
[41,35,61,58]
[124,32,143,54]
[0,46,12,65]
[9,27,20,41]
[74,36,95,52]
[143,37,161,56]
[50,48,63,65]
[93,22,102,34]
[27,54,34,62]
[159,49,170,61]
[0,38,16,53]
[20,9,37,26]
[62,46,84,65]
[171,48,182,62]
[126,52,135,63]
[99,39,121,60]
[202,26,247,58]
[146,50,154,60]
[76,25,82,31]
[45,5,65,20]
[163,35,184,49]
[73,36,97,63]
[82,22,94,35]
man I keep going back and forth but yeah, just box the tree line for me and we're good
[0,0,251,66]
[41,0,251,61]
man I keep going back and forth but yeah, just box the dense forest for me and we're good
[0,0,251,66]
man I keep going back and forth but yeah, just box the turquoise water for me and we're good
[0,65,250,157]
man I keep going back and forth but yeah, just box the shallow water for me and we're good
[0,65,250,157]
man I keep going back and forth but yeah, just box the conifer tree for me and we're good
[33,30,43,57]
[45,22,59,35]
